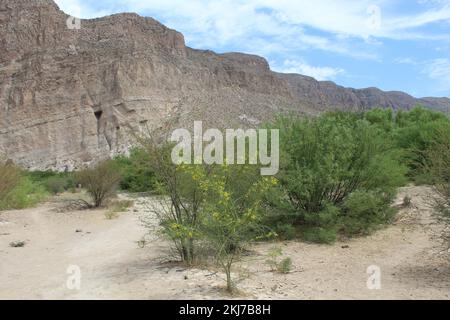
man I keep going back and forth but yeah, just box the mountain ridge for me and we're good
[1,0,449,170]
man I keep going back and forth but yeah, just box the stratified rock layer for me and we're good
[1,0,449,170]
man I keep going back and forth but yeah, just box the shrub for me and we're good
[75,160,122,208]
[198,165,275,292]
[266,246,283,271]
[300,204,339,243]
[113,148,157,192]
[340,190,396,236]
[426,138,450,217]
[270,112,406,242]
[0,177,48,210]
[27,171,76,194]
[0,159,22,205]
[44,176,70,194]
[302,227,337,244]
[106,200,134,219]
[138,138,204,265]
[390,107,450,183]
[277,257,293,274]
[138,134,275,290]
[265,247,293,273]
[273,223,297,240]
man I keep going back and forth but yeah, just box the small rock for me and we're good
[75,229,82,233]
[341,245,350,249]
[9,240,26,248]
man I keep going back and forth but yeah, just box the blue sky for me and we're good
[55,0,450,98]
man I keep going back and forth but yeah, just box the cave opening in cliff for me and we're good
[94,110,103,121]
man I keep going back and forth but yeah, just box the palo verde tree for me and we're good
[138,135,208,265]
[192,164,276,293]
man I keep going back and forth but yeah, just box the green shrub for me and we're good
[198,165,274,292]
[44,176,70,194]
[273,223,297,240]
[266,246,283,271]
[389,107,450,183]
[0,159,22,205]
[113,148,157,192]
[265,247,293,273]
[75,160,122,208]
[0,176,48,210]
[269,111,406,243]
[302,227,337,244]
[27,171,75,194]
[426,138,450,217]
[277,257,293,274]
[340,190,396,236]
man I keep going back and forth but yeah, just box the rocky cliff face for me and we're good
[1,0,449,170]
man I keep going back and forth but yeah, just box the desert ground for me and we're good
[1,186,449,300]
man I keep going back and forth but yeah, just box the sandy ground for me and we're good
[0,186,449,300]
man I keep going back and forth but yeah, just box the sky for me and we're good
[54,0,450,98]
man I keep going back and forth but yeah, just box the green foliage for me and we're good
[272,223,297,240]
[113,148,157,192]
[270,111,407,243]
[265,247,293,273]
[275,112,405,212]
[302,227,337,244]
[138,139,203,264]
[0,159,22,205]
[197,164,275,292]
[425,138,450,217]
[139,136,275,291]
[27,171,75,194]
[0,159,49,210]
[367,107,450,183]
[340,190,396,236]
[104,107,449,252]
[0,176,48,210]
[278,257,293,274]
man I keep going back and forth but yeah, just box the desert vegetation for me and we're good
[1,106,450,294]
[0,159,48,210]
[74,160,122,208]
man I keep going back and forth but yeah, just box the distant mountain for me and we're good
[1,0,449,170]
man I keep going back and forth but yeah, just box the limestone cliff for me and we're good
[1,0,449,170]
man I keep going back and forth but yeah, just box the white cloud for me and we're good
[394,57,418,65]
[422,58,450,82]
[273,59,345,81]
[54,0,450,61]
[55,0,111,19]
[391,57,450,94]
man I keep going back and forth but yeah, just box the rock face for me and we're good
[1,0,449,170]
